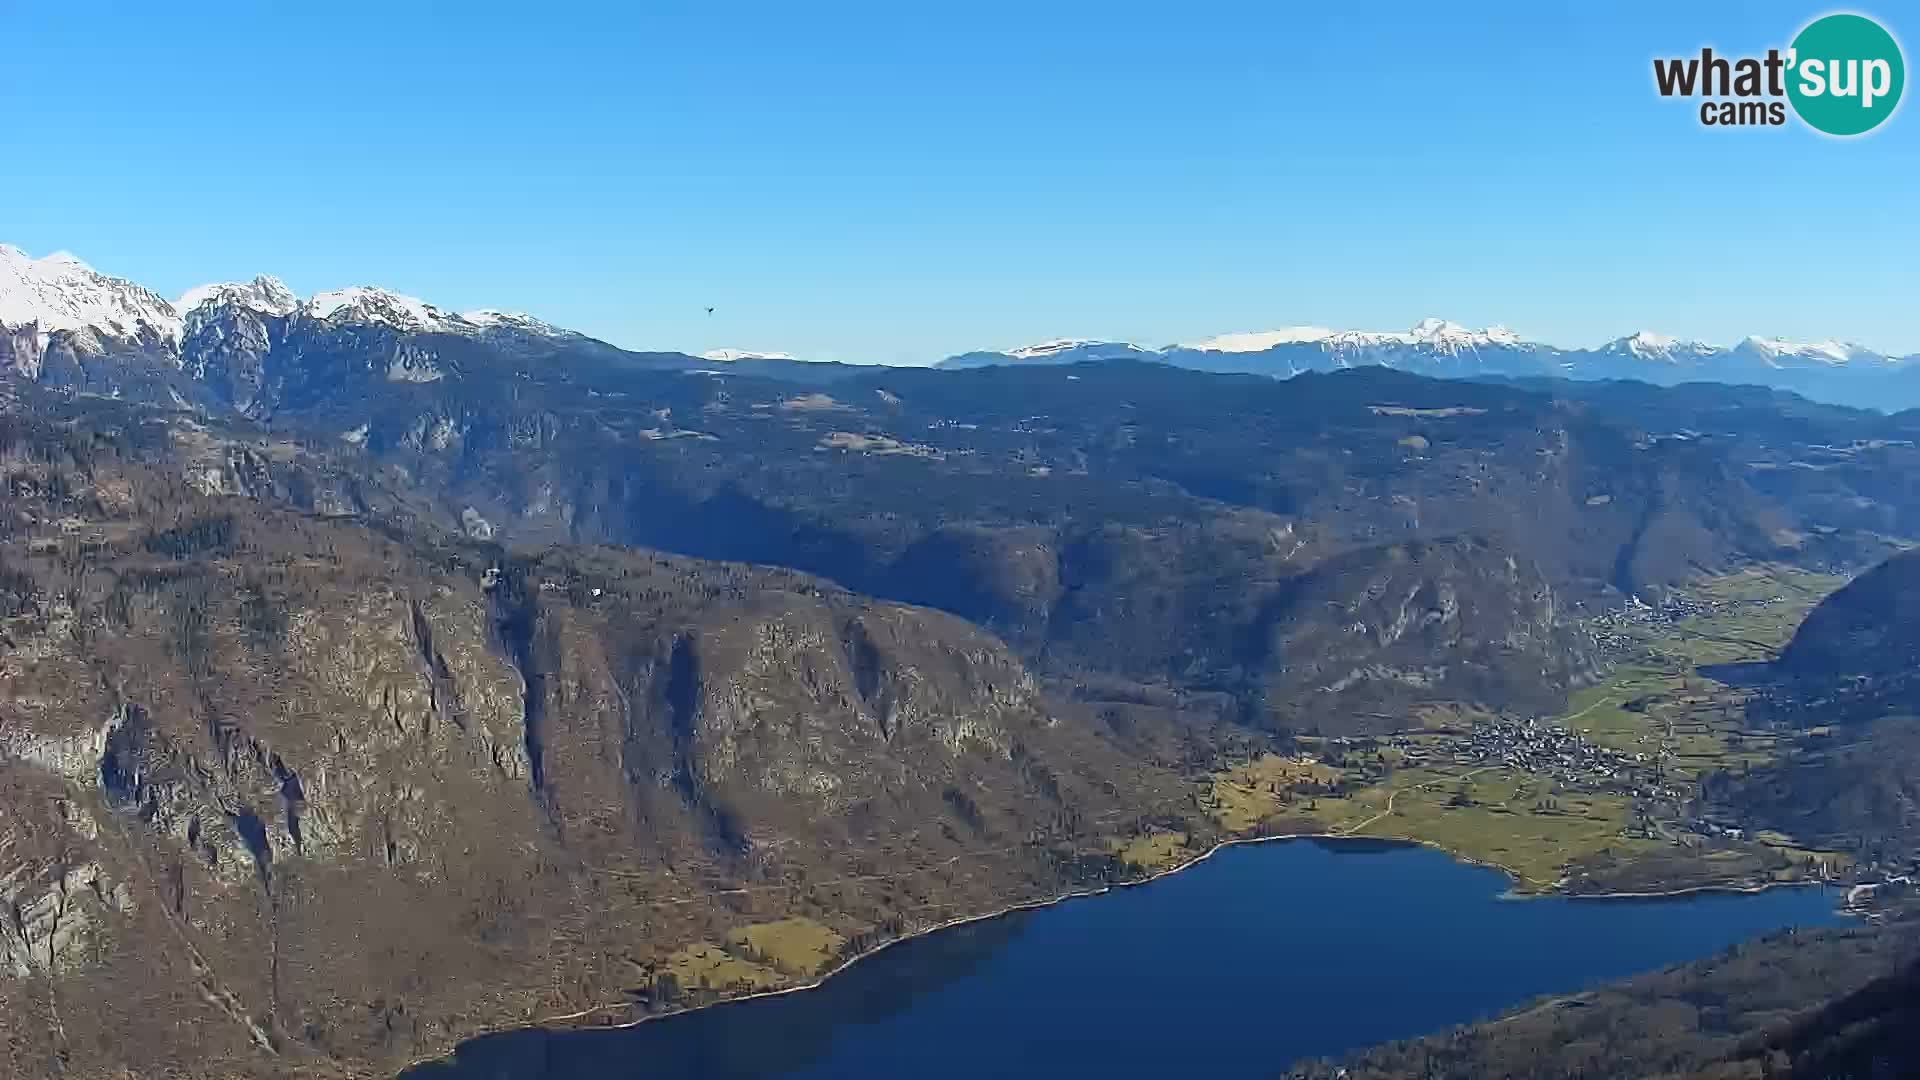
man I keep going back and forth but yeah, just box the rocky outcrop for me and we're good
[0,321,44,379]
[180,298,279,415]
[1253,536,1597,732]
[0,764,135,981]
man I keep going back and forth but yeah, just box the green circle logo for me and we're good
[1787,13,1905,135]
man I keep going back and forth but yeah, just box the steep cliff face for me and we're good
[180,301,281,415]
[1253,536,1597,732]
[0,762,137,981]
[0,322,45,379]
[0,426,1187,1078]
[0,487,559,1074]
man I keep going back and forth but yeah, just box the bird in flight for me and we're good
[706,306,715,315]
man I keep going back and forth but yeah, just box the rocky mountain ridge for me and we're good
[5,243,1920,412]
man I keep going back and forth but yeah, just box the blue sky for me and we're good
[3,1,1916,362]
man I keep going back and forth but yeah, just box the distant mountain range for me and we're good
[944,320,1920,410]
[5,242,1920,411]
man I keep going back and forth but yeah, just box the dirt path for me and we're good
[1340,765,1499,837]
[1558,694,1617,726]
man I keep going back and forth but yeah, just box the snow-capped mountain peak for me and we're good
[171,277,567,341]
[937,337,1161,370]
[0,243,182,347]
[701,348,796,362]
[1602,331,1719,362]
[1182,327,1337,353]
[35,251,93,274]
[300,288,573,341]
[305,286,462,332]
[175,276,299,319]
[1007,338,1108,360]
[1409,317,1465,341]
[1735,336,1883,367]
[465,309,553,330]
[1401,318,1522,350]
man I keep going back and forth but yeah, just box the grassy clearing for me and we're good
[1111,831,1191,872]
[1206,753,1341,832]
[724,917,848,978]
[664,941,783,991]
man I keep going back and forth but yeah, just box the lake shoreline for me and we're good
[400,827,1835,1074]
[1553,879,1835,901]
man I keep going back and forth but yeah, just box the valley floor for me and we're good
[1118,566,1859,898]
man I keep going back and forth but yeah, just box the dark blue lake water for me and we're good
[406,838,1845,1079]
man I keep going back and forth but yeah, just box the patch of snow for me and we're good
[464,309,572,338]
[459,507,495,540]
[1182,327,1336,352]
[701,348,796,362]
[385,346,445,383]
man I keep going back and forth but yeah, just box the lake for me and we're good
[405,838,1846,1079]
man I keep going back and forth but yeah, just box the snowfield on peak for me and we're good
[0,244,182,345]
[464,309,569,334]
[1601,331,1721,362]
[1408,318,1522,348]
[305,286,461,331]
[1735,336,1884,367]
[1181,327,1339,352]
[1628,330,1678,349]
